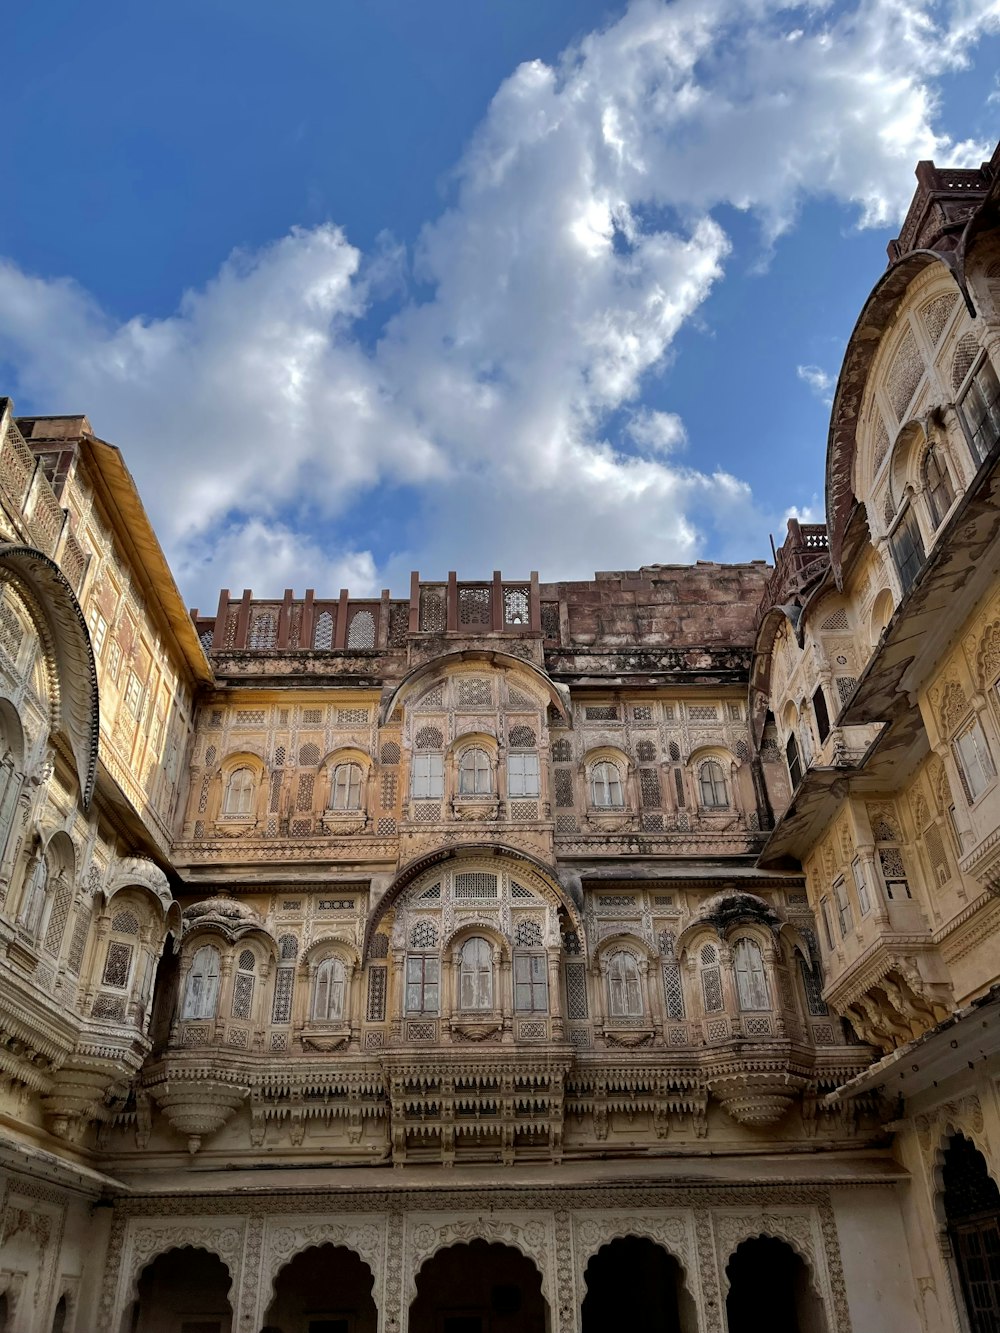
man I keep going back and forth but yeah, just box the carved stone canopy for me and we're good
[689,892,782,936]
[183,896,265,938]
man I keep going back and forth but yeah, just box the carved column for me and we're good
[547,948,563,1038]
[498,945,512,1039]
[237,1213,265,1331]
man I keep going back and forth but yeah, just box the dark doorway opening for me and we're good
[264,1243,377,1333]
[128,1246,232,1333]
[725,1235,827,1333]
[942,1132,1000,1333]
[581,1235,696,1332]
[409,1240,547,1333]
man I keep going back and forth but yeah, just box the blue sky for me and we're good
[1,0,999,609]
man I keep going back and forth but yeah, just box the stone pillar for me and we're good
[546,948,563,1038]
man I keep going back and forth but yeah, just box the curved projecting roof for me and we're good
[380,648,571,724]
[0,544,99,807]
[824,249,969,587]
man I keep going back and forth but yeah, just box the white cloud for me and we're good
[1,0,997,605]
[797,364,836,406]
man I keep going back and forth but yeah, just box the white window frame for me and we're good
[458,747,492,796]
[458,936,493,1011]
[513,952,548,1012]
[698,759,728,809]
[834,876,853,938]
[851,858,871,916]
[733,937,771,1012]
[607,950,643,1018]
[312,956,347,1021]
[223,766,256,818]
[508,752,540,797]
[330,762,363,811]
[952,716,997,805]
[590,761,624,808]
[405,954,440,1014]
[411,752,444,799]
[182,944,221,1020]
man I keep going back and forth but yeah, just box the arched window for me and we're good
[312,956,347,1021]
[330,762,363,811]
[923,445,955,529]
[182,945,221,1020]
[607,950,642,1017]
[347,609,376,649]
[590,761,624,808]
[459,936,493,1010]
[698,759,728,809]
[100,907,140,995]
[733,938,770,1011]
[17,853,48,937]
[232,948,256,1019]
[223,767,255,817]
[458,747,492,796]
[700,942,724,1012]
[0,712,24,865]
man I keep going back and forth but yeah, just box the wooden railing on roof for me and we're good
[756,520,830,625]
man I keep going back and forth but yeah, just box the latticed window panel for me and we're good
[540,603,560,640]
[701,965,724,1013]
[313,610,334,650]
[381,772,397,808]
[509,800,538,821]
[551,738,572,762]
[673,769,686,807]
[367,965,387,1022]
[238,948,256,971]
[565,960,589,1020]
[419,589,446,632]
[376,816,397,835]
[410,920,438,949]
[454,872,498,899]
[458,587,491,625]
[338,707,369,725]
[388,603,409,646]
[296,774,315,812]
[227,1027,249,1048]
[232,973,255,1020]
[269,772,282,813]
[271,967,294,1023]
[511,881,535,900]
[921,292,957,344]
[687,705,718,722]
[952,331,980,392]
[509,725,536,749]
[639,767,661,809]
[380,741,400,765]
[67,911,90,973]
[112,909,140,935]
[92,992,126,1021]
[799,954,828,1015]
[278,933,298,960]
[415,726,443,751]
[235,709,266,727]
[347,610,376,649]
[886,328,925,419]
[503,587,529,624]
[735,740,750,762]
[668,741,681,761]
[371,931,390,958]
[925,823,951,885]
[457,677,492,707]
[302,708,324,725]
[248,612,276,649]
[878,845,911,898]
[836,676,859,705]
[508,685,537,709]
[585,705,619,721]
[636,740,656,762]
[102,940,133,989]
[556,815,578,833]
[514,919,543,948]
[43,884,72,956]
[299,742,320,766]
[632,706,653,722]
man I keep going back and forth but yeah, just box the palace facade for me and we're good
[1,144,999,1333]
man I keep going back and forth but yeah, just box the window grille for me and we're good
[296,773,314,812]
[673,768,685,807]
[632,706,653,722]
[232,973,254,1020]
[735,740,750,762]
[813,687,831,744]
[302,707,324,724]
[111,909,140,935]
[234,709,266,727]
[454,872,497,898]
[639,767,661,808]
[786,734,802,788]
[274,745,286,767]
[511,881,535,899]
[298,742,320,767]
[886,328,924,419]
[551,738,572,762]
[415,726,443,750]
[668,741,681,762]
[540,603,560,639]
[269,771,282,812]
[419,589,446,632]
[799,954,828,1015]
[371,931,389,957]
[925,822,951,886]
[514,919,543,948]
[636,740,656,762]
[503,587,529,624]
[836,676,858,705]
[67,911,90,974]
[458,587,491,625]
[660,933,685,1019]
[585,705,619,721]
[338,707,369,725]
[248,612,276,649]
[271,967,294,1024]
[417,882,441,900]
[277,933,297,960]
[509,725,536,749]
[43,882,71,956]
[388,603,409,646]
[457,677,492,707]
[687,705,718,722]
[347,610,376,649]
[381,772,397,807]
[921,292,957,343]
[410,920,438,949]
[878,845,912,899]
[313,611,334,650]
[102,940,133,989]
[367,965,387,1022]
[701,965,723,1013]
[380,741,400,764]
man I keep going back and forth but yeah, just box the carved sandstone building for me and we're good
[1,144,1000,1333]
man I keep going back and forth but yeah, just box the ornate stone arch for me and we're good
[300,934,361,970]
[405,1216,553,1313]
[363,844,584,958]
[442,919,510,962]
[381,649,571,724]
[259,1221,384,1329]
[715,1212,832,1315]
[118,1233,241,1323]
[106,855,172,913]
[749,604,803,748]
[574,1215,700,1320]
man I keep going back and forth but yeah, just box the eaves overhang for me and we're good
[825,984,1000,1105]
